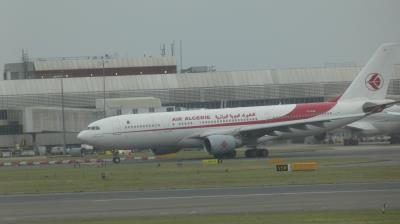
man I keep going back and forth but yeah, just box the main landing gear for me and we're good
[245,148,269,158]
[343,138,359,146]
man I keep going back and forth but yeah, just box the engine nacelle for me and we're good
[204,135,238,156]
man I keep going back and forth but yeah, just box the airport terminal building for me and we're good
[1,56,400,149]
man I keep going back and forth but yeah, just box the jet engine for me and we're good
[204,135,239,158]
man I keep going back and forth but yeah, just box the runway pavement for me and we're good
[1,182,399,222]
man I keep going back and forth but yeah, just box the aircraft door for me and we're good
[112,119,122,135]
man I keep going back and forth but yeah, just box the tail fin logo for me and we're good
[365,73,383,91]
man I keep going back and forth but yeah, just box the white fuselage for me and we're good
[77,100,367,151]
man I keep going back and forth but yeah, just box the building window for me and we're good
[0,110,8,120]
[166,107,174,112]
[116,109,122,115]
[132,109,138,114]
[0,110,7,120]
[149,107,155,113]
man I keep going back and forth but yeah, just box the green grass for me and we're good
[0,156,399,194]
[16,210,400,224]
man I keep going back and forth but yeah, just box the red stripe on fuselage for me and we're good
[115,102,337,134]
[267,102,337,123]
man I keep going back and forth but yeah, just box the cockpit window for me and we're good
[87,126,100,130]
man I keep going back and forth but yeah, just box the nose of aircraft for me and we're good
[77,131,87,142]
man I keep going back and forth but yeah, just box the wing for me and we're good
[237,113,366,140]
[191,113,366,140]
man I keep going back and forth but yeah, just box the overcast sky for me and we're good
[0,0,399,74]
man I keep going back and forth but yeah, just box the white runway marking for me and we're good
[93,188,400,202]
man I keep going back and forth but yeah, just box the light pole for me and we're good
[55,75,67,151]
[101,56,107,118]
[61,76,66,151]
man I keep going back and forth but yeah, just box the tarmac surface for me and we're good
[271,144,400,167]
[0,182,399,222]
[272,144,400,159]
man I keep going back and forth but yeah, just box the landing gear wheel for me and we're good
[344,139,359,146]
[113,156,121,164]
[112,150,121,164]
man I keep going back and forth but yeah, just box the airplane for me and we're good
[341,105,400,145]
[77,43,400,162]
[306,105,400,145]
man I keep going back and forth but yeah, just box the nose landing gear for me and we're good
[112,150,121,164]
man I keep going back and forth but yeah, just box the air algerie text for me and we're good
[171,112,256,122]
[172,115,211,122]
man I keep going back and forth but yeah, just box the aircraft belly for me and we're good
[117,128,201,149]
[90,134,124,149]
